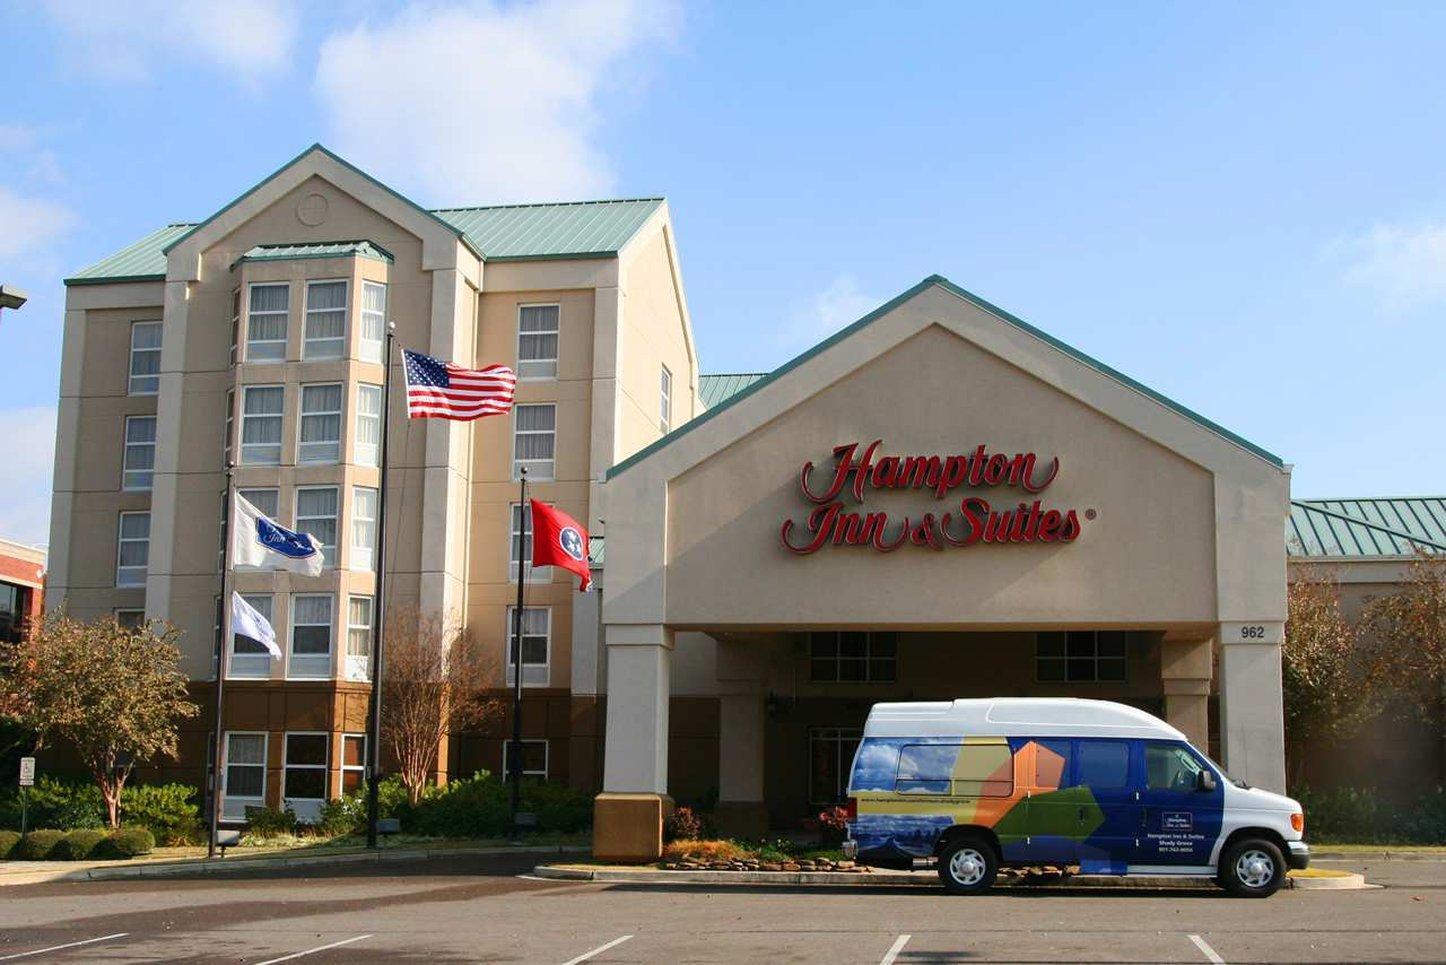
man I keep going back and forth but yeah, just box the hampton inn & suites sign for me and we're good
[780,440,1093,554]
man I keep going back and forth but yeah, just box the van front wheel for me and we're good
[1220,838,1285,898]
[937,838,998,894]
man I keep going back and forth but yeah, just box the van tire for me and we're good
[937,837,997,894]
[1219,837,1286,898]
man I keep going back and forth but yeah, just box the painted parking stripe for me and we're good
[0,933,128,961]
[562,934,633,965]
[255,934,372,965]
[1188,933,1226,965]
[880,934,911,965]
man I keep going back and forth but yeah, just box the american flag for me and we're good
[403,349,516,421]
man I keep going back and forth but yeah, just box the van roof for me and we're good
[862,698,1185,741]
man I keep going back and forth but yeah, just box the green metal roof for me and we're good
[229,240,394,271]
[433,198,663,262]
[699,373,769,408]
[1288,497,1446,558]
[610,275,1285,479]
[65,223,196,285]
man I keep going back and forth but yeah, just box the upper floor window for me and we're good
[304,280,347,360]
[355,384,382,467]
[296,486,338,567]
[506,606,550,687]
[298,383,343,464]
[223,389,235,464]
[660,365,672,434]
[509,502,550,582]
[247,283,289,362]
[351,486,377,572]
[512,403,555,480]
[517,304,559,379]
[128,321,161,395]
[808,631,897,683]
[116,511,150,587]
[123,415,157,490]
[346,596,373,682]
[360,282,386,363]
[1036,631,1127,683]
[289,594,333,678]
[238,487,280,519]
[230,593,273,679]
[229,289,241,366]
[240,385,283,465]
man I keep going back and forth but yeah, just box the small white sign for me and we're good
[18,757,35,787]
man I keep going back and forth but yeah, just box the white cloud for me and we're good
[0,406,57,547]
[0,187,76,259]
[1339,222,1446,312]
[315,0,679,202]
[776,274,880,356]
[41,1,298,84]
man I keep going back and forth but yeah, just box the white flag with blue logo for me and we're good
[230,591,281,658]
[231,492,324,577]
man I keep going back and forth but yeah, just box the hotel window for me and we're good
[231,594,273,679]
[114,608,146,630]
[240,385,284,465]
[116,511,150,587]
[345,595,373,682]
[122,415,157,490]
[808,631,897,683]
[512,403,555,480]
[304,280,347,360]
[238,487,279,519]
[289,594,333,678]
[351,486,377,571]
[295,487,338,567]
[360,282,386,363]
[283,732,328,819]
[505,606,550,687]
[502,739,548,779]
[298,383,343,463]
[659,365,672,433]
[808,727,862,805]
[223,388,235,463]
[341,734,367,794]
[509,502,550,582]
[517,304,559,379]
[355,384,382,466]
[128,321,161,395]
[1035,631,1127,683]
[229,288,241,365]
[246,283,289,362]
[222,732,267,822]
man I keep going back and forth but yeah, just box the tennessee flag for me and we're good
[530,499,592,591]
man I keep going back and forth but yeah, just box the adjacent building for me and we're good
[0,537,45,643]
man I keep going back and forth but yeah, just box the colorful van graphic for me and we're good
[844,699,1308,896]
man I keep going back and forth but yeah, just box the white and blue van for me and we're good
[842,698,1308,896]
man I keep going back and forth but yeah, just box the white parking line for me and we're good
[255,934,373,965]
[880,933,911,965]
[1189,933,1226,965]
[562,934,634,965]
[0,933,128,961]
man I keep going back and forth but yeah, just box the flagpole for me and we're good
[365,323,396,849]
[509,467,528,836]
[208,460,235,859]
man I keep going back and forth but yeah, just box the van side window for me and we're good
[1075,740,1129,789]
[895,743,957,794]
[954,743,1014,797]
[1146,743,1203,792]
[1033,738,1071,789]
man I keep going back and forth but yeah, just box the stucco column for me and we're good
[715,639,769,837]
[1160,631,1213,751]
[1218,622,1287,793]
[594,624,673,862]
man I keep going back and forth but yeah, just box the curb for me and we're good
[534,864,1230,891]
[1312,851,1446,862]
[1289,871,1372,890]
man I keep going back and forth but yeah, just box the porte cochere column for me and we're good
[1218,621,1287,793]
[1160,630,1213,751]
[594,623,673,862]
[714,639,769,838]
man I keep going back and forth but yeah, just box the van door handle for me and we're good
[1077,806,1087,821]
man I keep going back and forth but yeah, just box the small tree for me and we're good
[380,607,503,804]
[1360,551,1446,768]
[1282,567,1377,787]
[0,614,198,827]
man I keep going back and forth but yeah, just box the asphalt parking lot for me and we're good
[0,854,1439,963]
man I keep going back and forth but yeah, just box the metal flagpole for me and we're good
[208,461,235,859]
[365,323,396,849]
[509,467,528,836]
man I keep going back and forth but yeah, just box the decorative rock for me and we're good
[836,860,855,870]
[782,862,801,871]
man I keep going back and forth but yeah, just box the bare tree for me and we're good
[380,606,504,803]
[0,614,198,827]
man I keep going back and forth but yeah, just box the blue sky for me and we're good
[3,1,1445,545]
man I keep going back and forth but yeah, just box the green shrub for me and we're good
[96,826,155,858]
[0,829,20,858]
[393,771,591,838]
[51,829,108,860]
[524,778,592,833]
[15,829,66,860]
[317,793,366,837]
[1296,786,1397,843]
[1401,786,1446,845]
[0,777,104,831]
[244,805,297,838]
[120,783,201,845]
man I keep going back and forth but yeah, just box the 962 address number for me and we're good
[1238,625,1267,639]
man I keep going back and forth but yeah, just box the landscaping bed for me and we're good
[659,837,862,873]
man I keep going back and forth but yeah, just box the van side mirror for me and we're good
[1197,770,1217,792]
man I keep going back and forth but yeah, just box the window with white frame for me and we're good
[304,280,347,360]
[230,594,273,679]
[229,289,241,366]
[289,594,332,678]
[512,404,555,479]
[1035,631,1127,683]
[360,282,386,363]
[246,283,289,362]
[808,631,897,683]
[283,732,328,822]
[116,511,150,587]
[238,486,279,519]
[223,388,235,464]
[295,487,338,567]
[115,609,146,630]
[660,365,672,433]
[509,502,550,582]
[355,384,382,467]
[505,606,550,687]
[128,321,161,395]
[341,734,366,794]
[517,304,559,379]
[346,595,372,682]
[298,383,343,463]
[123,415,156,490]
[222,732,266,822]
[503,739,548,779]
[240,385,284,464]
[351,486,377,572]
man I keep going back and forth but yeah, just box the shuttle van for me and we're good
[842,698,1308,896]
